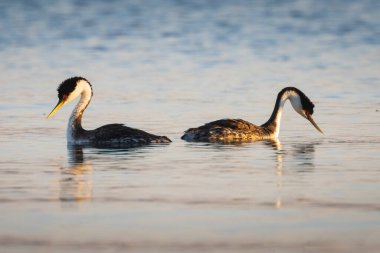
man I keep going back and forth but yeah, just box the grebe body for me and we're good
[181,87,322,142]
[48,77,171,146]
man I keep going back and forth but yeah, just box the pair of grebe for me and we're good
[47,77,323,145]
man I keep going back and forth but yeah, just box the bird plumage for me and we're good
[182,119,272,142]
[77,124,171,145]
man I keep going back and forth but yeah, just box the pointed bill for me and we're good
[47,100,65,119]
[307,114,323,134]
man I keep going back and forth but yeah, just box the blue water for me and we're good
[0,0,380,252]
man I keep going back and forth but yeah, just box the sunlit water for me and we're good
[1,0,380,252]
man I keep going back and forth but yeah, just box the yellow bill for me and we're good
[47,100,65,119]
[307,114,323,134]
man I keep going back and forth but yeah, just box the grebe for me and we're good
[47,77,171,145]
[181,87,323,142]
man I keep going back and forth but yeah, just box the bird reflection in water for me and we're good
[263,139,284,209]
[292,142,317,172]
[59,144,93,203]
[264,140,317,209]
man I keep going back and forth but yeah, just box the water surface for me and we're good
[1,0,380,252]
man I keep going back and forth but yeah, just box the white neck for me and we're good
[265,90,303,138]
[271,96,286,138]
[66,80,92,143]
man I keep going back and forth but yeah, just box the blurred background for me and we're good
[0,0,380,252]
[1,0,379,133]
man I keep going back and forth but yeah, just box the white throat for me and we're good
[66,80,92,143]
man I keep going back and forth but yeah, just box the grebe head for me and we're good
[47,77,92,118]
[283,87,323,134]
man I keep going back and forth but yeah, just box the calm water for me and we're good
[1,0,380,252]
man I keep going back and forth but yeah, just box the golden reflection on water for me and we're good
[264,140,316,209]
[274,140,283,209]
[264,139,283,209]
[59,145,93,202]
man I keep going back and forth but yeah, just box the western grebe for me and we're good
[47,77,171,145]
[181,87,323,142]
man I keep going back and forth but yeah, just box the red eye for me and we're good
[63,94,68,100]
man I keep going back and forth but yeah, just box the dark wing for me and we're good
[182,119,263,142]
[90,124,171,144]
[196,119,258,132]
